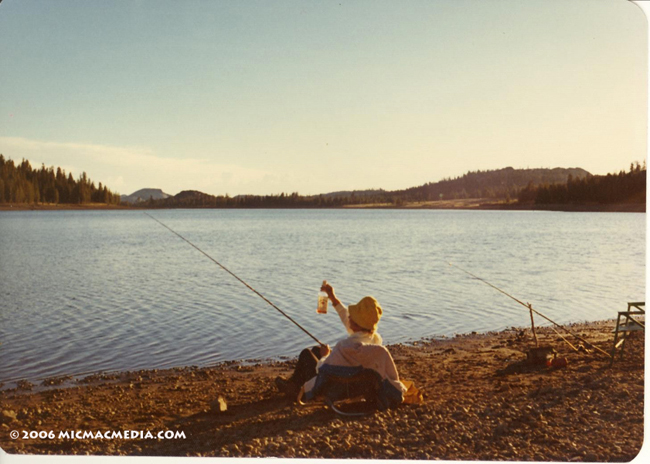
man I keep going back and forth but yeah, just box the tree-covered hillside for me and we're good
[0,155,121,205]
[394,167,591,202]
[518,162,645,205]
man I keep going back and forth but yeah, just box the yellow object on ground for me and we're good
[401,380,424,404]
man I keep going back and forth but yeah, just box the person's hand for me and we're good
[321,282,334,297]
[319,344,331,357]
[321,281,341,306]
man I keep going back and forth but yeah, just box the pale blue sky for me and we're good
[0,0,646,196]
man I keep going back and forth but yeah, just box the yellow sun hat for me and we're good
[348,296,383,331]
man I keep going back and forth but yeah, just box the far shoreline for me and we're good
[0,201,645,213]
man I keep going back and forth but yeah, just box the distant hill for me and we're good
[316,168,591,203]
[395,167,591,201]
[173,190,215,202]
[121,188,171,204]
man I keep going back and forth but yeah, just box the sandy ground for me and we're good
[0,319,644,460]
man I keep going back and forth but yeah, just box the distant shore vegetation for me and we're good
[0,155,121,206]
[0,154,645,210]
[144,164,645,210]
[517,162,646,206]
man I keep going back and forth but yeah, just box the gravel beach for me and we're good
[0,319,644,460]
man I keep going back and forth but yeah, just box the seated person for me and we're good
[276,283,407,407]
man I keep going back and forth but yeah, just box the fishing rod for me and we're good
[446,261,612,358]
[144,212,325,347]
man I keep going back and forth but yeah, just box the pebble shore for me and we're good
[0,319,644,460]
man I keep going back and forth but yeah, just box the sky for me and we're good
[0,0,647,197]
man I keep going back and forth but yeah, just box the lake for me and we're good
[0,209,645,385]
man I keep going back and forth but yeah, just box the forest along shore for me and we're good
[0,320,644,460]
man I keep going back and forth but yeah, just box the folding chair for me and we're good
[610,302,645,365]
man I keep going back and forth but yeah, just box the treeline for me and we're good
[150,190,355,208]
[518,162,646,205]
[0,155,121,205]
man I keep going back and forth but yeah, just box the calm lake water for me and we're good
[0,209,645,384]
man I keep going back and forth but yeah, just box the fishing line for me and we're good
[446,261,611,358]
[144,212,325,346]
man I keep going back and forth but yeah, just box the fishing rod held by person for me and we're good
[144,212,325,347]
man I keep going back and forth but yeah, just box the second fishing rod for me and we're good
[446,261,611,358]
